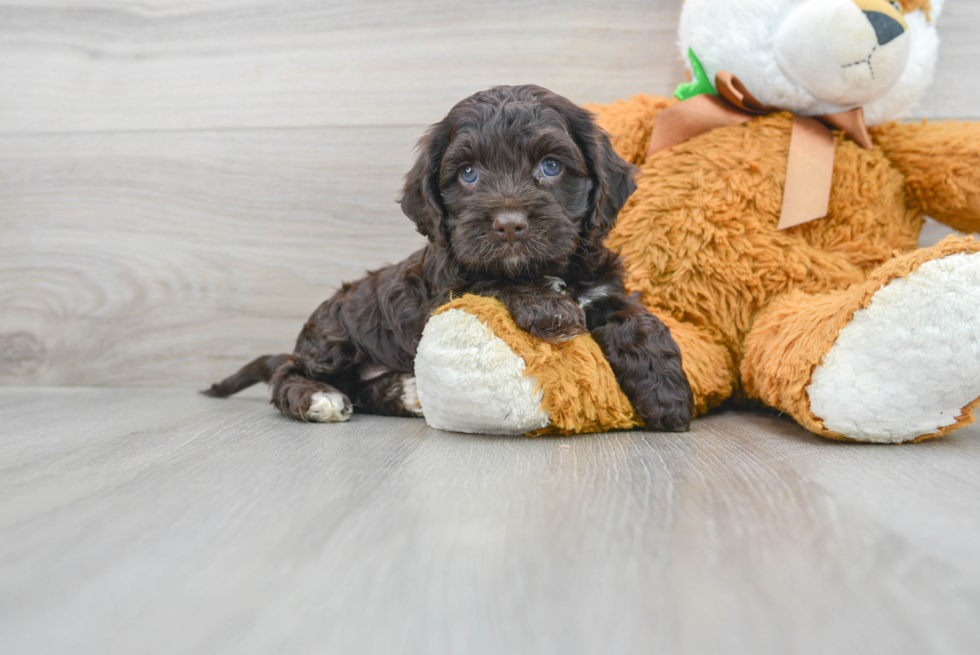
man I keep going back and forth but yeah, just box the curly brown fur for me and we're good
[204,85,694,431]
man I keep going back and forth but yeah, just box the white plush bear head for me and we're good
[678,0,943,125]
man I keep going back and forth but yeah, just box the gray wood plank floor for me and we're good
[2,388,979,655]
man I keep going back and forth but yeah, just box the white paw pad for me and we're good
[305,391,352,423]
[401,376,424,416]
[808,253,980,443]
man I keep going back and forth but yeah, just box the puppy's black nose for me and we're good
[493,211,528,242]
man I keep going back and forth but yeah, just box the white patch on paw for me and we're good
[305,391,352,423]
[400,376,424,416]
[544,276,568,295]
[807,253,980,443]
[576,283,613,309]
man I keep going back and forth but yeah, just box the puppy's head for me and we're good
[400,85,636,278]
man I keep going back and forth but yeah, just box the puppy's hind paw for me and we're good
[400,376,424,417]
[305,392,353,423]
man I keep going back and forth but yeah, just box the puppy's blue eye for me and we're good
[540,158,562,178]
[460,165,479,185]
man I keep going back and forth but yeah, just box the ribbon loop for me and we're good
[647,72,873,230]
[715,71,774,114]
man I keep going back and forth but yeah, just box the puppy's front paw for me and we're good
[640,402,692,433]
[305,391,353,423]
[514,296,587,344]
[631,379,693,433]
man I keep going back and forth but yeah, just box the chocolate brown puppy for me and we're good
[204,85,693,431]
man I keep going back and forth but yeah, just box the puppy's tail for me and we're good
[201,354,290,398]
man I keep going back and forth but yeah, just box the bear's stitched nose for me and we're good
[864,11,905,46]
[493,211,528,242]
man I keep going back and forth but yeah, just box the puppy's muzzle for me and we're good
[493,211,528,243]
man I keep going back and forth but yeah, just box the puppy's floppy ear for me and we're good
[399,120,452,245]
[586,129,637,238]
[541,92,637,238]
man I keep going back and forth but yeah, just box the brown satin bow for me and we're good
[647,72,873,230]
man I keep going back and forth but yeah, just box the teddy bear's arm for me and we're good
[872,120,980,233]
[584,94,677,166]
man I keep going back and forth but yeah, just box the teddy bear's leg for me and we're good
[653,312,737,416]
[742,236,980,443]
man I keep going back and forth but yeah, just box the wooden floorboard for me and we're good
[0,0,688,134]
[1,1,977,134]
[2,387,979,654]
[0,126,427,387]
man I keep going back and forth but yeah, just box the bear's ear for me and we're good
[399,121,452,246]
[540,92,637,238]
[897,0,943,21]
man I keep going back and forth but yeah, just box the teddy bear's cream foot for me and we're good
[808,250,980,442]
[414,304,552,435]
[743,236,980,443]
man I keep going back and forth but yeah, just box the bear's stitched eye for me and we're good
[889,1,901,11]
[459,165,479,185]
[540,158,562,178]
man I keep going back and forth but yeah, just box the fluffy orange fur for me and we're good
[897,0,932,18]
[587,96,980,436]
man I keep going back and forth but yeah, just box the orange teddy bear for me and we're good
[415,0,980,443]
